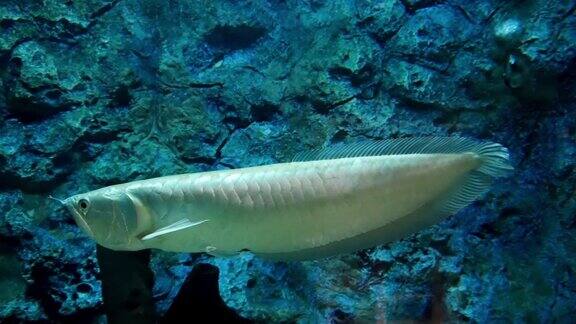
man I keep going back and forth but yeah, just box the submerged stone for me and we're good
[0,0,574,322]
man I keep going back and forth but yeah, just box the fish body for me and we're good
[64,137,512,260]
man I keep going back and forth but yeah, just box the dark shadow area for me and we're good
[205,24,267,50]
[97,245,156,324]
[96,245,252,324]
[162,263,253,323]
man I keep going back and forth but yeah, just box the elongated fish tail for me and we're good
[435,139,513,216]
[474,142,514,178]
[258,137,514,261]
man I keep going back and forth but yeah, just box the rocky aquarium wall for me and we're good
[1,0,575,322]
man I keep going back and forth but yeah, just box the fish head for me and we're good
[64,188,148,251]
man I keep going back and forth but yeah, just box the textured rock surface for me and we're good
[1,0,575,322]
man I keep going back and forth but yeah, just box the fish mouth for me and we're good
[64,198,94,238]
[76,213,94,238]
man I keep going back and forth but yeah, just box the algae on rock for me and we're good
[0,0,575,322]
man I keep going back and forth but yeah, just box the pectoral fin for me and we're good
[141,219,209,241]
[204,245,239,258]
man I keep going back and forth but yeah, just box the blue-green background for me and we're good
[0,0,575,322]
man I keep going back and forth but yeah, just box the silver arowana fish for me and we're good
[63,137,513,261]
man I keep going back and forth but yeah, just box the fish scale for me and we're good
[65,137,513,260]
[143,155,457,254]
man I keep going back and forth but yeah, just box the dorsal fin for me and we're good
[293,137,501,161]
[293,136,513,178]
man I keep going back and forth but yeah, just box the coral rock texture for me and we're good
[0,0,575,322]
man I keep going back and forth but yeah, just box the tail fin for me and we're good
[475,142,514,178]
[433,140,513,217]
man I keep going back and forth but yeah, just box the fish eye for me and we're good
[78,198,90,211]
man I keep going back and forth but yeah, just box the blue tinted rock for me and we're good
[0,119,24,160]
[220,123,285,167]
[514,0,576,74]
[390,5,477,67]
[0,0,575,322]
[400,0,437,11]
[19,227,101,319]
[29,116,82,155]
[88,139,185,185]
[494,18,524,47]
[214,253,310,321]
[3,208,32,238]
[7,43,72,120]
[4,151,68,189]
[0,299,46,322]
[357,0,407,45]
[151,252,194,315]
[384,58,474,110]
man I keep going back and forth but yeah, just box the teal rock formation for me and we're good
[0,0,575,322]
